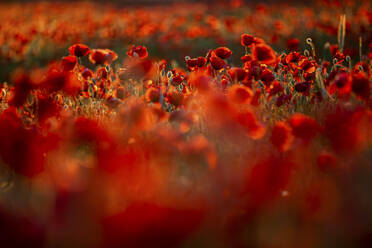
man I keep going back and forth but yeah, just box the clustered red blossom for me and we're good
[0,1,372,248]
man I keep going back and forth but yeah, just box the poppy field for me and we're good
[0,0,372,247]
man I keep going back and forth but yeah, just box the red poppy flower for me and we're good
[259,69,275,87]
[269,81,284,96]
[89,49,118,65]
[324,107,371,152]
[189,73,211,92]
[221,78,229,90]
[295,81,311,95]
[98,67,109,79]
[186,58,199,69]
[125,59,156,79]
[105,49,118,63]
[287,38,300,51]
[252,43,276,65]
[0,108,55,178]
[171,73,184,86]
[82,68,93,79]
[285,52,301,64]
[241,55,252,63]
[240,34,255,47]
[298,58,316,73]
[197,57,207,67]
[73,117,110,144]
[210,56,226,70]
[228,84,253,104]
[316,151,336,172]
[61,55,77,72]
[270,121,293,152]
[353,62,371,77]
[127,45,148,59]
[68,43,90,57]
[89,49,107,65]
[289,113,320,142]
[329,72,351,98]
[214,47,232,59]
[228,67,247,81]
[287,38,299,51]
[276,94,291,107]
[40,66,81,96]
[235,109,266,139]
[186,57,207,71]
[8,70,33,107]
[251,89,262,106]
[329,44,339,55]
[36,94,60,124]
[145,87,161,103]
[352,72,370,101]
[166,91,184,107]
